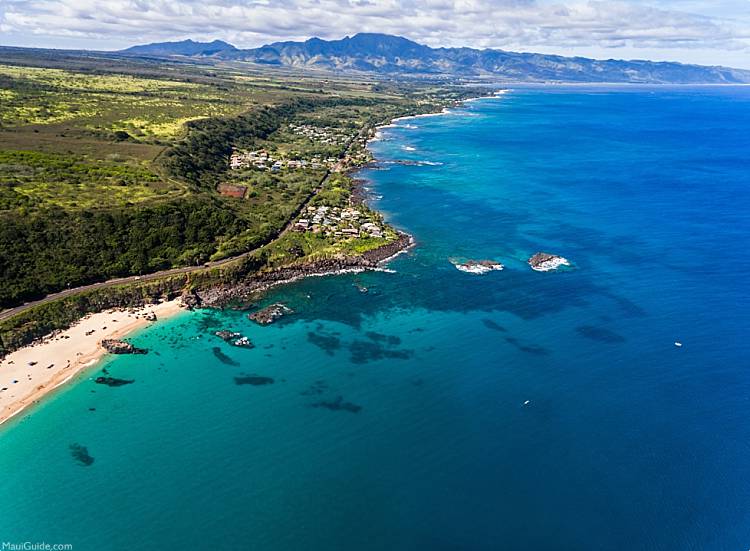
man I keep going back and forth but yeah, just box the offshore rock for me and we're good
[100,339,147,355]
[249,303,293,325]
[214,330,254,348]
[232,336,254,348]
[215,330,241,342]
[528,252,571,272]
[450,258,504,274]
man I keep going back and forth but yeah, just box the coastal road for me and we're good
[0,169,332,324]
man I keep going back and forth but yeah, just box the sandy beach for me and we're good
[0,300,184,427]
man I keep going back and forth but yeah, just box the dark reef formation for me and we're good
[70,443,95,466]
[94,376,135,387]
[311,396,362,413]
[212,347,240,366]
[234,375,275,386]
[481,319,507,332]
[576,325,626,344]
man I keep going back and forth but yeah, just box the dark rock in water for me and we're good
[232,336,254,348]
[100,339,147,355]
[576,325,626,343]
[70,443,94,466]
[215,330,241,342]
[311,396,362,413]
[354,282,369,293]
[248,303,293,325]
[95,376,134,387]
[212,347,240,366]
[482,319,507,332]
[215,330,254,348]
[234,375,274,386]
[528,252,570,272]
[450,258,504,274]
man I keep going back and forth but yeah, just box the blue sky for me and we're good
[1,0,749,68]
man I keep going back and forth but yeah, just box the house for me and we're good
[293,219,310,231]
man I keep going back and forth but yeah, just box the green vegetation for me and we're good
[0,150,176,209]
[0,48,473,327]
[0,63,240,137]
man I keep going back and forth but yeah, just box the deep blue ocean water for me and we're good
[1,86,749,550]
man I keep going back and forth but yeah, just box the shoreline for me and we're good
[0,91,487,429]
[369,89,508,141]
[0,300,184,428]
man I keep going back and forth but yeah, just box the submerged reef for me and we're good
[212,347,240,366]
[234,375,275,386]
[94,377,134,387]
[307,331,342,355]
[69,443,94,466]
[310,396,362,413]
[481,319,507,332]
[576,325,626,343]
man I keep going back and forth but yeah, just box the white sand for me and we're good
[0,300,184,426]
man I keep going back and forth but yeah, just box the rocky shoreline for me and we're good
[183,231,413,309]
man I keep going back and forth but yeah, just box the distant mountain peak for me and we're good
[120,39,237,57]
[119,33,750,84]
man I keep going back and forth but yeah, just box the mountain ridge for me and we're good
[121,38,237,57]
[118,33,750,84]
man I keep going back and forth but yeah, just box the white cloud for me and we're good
[1,0,749,66]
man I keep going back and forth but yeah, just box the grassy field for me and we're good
[0,63,242,137]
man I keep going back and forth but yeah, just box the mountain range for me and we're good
[120,33,750,84]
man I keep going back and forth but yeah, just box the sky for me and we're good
[1,0,749,68]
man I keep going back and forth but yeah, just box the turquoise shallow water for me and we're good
[1,86,749,550]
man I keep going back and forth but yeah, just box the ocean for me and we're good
[1,86,749,550]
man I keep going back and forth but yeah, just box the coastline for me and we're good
[0,300,184,428]
[0,91,492,429]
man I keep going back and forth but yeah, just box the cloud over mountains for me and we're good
[1,0,749,66]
